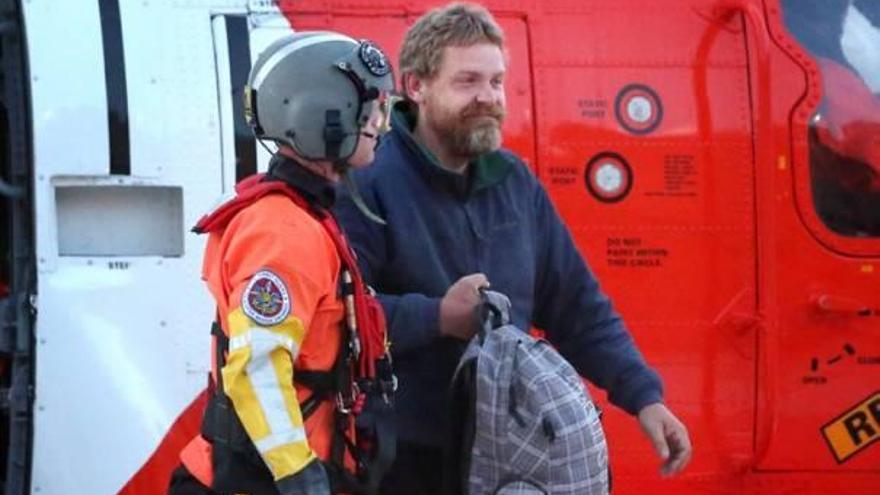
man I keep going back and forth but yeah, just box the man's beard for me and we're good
[426,98,506,159]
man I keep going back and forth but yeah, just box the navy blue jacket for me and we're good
[336,104,663,446]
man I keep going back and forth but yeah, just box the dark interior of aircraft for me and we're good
[0,98,10,487]
[0,0,34,490]
[782,0,880,237]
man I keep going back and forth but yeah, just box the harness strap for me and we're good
[295,370,336,390]
[210,320,227,393]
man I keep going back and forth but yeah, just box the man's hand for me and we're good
[439,273,490,340]
[637,402,692,476]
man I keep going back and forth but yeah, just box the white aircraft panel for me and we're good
[22,1,109,276]
[212,15,238,195]
[26,1,261,493]
[27,1,298,492]
[32,257,211,493]
[22,1,109,177]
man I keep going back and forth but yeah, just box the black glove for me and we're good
[276,458,330,495]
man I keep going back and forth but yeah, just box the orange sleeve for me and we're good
[216,195,339,482]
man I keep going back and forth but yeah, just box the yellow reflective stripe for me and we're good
[227,308,307,345]
[264,443,316,482]
[247,341,299,443]
[255,427,308,453]
[222,341,271,439]
[229,328,299,356]
[222,307,314,479]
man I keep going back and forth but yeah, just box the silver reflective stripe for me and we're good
[255,426,309,454]
[241,331,301,451]
[252,33,357,90]
[229,327,298,356]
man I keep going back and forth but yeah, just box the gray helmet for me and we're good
[245,31,395,162]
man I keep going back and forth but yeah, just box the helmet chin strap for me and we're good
[324,107,386,225]
[335,161,387,226]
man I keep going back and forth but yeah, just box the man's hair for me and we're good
[399,2,505,87]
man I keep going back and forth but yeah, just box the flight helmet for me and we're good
[245,31,395,163]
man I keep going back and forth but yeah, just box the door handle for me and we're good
[811,293,875,317]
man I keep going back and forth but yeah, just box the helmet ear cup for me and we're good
[323,110,345,160]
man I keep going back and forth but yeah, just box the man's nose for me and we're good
[368,110,383,131]
[475,82,501,105]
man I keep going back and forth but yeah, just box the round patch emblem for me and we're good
[614,83,663,135]
[585,152,633,203]
[242,270,291,326]
[359,40,391,77]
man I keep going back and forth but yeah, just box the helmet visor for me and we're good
[376,92,402,135]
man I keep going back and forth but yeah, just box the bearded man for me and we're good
[335,3,692,493]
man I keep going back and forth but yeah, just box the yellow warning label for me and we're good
[821,391,880,463]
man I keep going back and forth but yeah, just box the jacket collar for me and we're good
[264,153,337,209]
[389,100,513,198]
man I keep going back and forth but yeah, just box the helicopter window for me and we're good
[782,0,880,237]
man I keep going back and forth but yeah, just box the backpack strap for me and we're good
[477,288,510,343]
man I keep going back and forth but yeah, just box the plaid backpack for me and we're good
[445,290,609,495]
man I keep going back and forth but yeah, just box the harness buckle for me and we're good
[349,331,361,361]
[382,374,398,404]
[336,381,361,415]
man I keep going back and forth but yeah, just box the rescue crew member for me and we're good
[334,4,693,493]
[169,32,396,495]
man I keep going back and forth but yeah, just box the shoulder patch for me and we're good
[242,270,291,326]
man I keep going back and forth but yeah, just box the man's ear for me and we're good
[403,73,426,103]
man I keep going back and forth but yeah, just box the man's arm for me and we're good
[530,182,662,413]
[530,180,691,474]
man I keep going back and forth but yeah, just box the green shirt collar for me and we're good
[391,101,513,195]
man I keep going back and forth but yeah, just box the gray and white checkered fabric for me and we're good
[458,291,609,495]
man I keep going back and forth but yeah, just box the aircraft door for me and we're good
[753,0,880,472]
[531,2,759,479]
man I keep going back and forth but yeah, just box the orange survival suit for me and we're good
[179,155,395,494]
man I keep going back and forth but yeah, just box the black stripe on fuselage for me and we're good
[225,16,256,182]
[98,0,130,175]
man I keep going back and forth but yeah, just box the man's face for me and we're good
[348,99,387,169]
[414,42,507,158]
